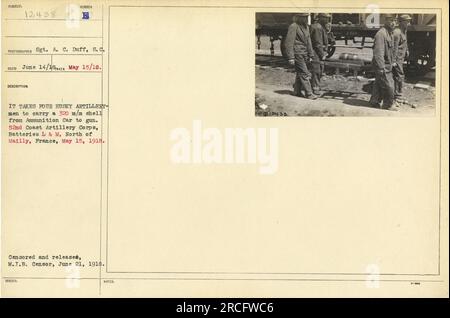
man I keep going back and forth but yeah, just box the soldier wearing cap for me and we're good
[309,13,331,94]
[393,14,412,104]
[369,14,397,110]
[284,13,318,99]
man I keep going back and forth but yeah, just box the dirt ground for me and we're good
[255,37,436,117]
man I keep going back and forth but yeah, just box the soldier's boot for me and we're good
[305,94,319,100]
[300,76,317,100]
[293,79,304,97]
[394,90,404,105]
[395,95,408,105]
[369,93,382,108]
[381,100,398,111]
[394,77,404,104]
[384,72,396,109]
[369,82,382,108]
[395,85,410,106]
[311,74,321,95]
[381,101,398,111]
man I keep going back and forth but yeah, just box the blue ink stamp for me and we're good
[82,11,90,19]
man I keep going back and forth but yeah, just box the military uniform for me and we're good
[369,26,395,109]
[309,18,329,93]
[284,19,315,97]
[326,28,336,48]
[393,17,411,100]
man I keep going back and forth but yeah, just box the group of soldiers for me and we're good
[284,13,412,110]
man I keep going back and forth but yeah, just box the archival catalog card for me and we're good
[1,0,448,297]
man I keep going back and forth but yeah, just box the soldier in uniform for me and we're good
[309,13,331,94]
[393,14,412,104]
[369,14,397,110]
[284,13,318,99]
[325,21,336,49]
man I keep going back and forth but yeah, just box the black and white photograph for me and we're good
[255,13,437,116]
